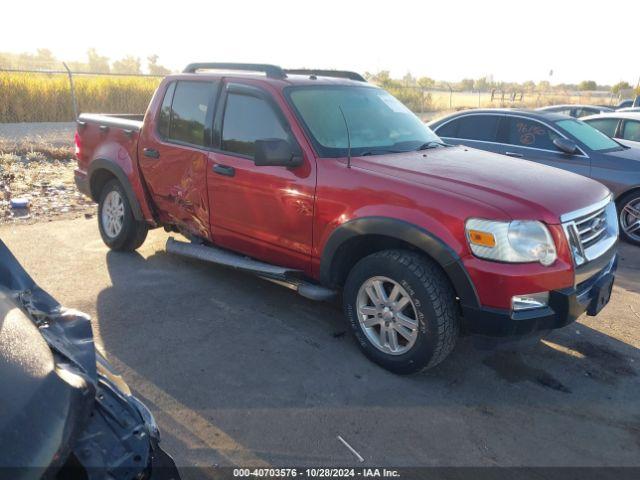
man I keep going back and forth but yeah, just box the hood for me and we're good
[607,143,640,161]
[351,146,610,223]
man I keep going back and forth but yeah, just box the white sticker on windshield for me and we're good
[378,93,409,113]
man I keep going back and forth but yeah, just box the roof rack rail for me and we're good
[284,69,366,82]
[183,63,286,79]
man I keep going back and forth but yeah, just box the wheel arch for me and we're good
[88,159,144,221]
[320,217,480,309]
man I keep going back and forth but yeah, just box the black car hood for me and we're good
[0,240,179,480]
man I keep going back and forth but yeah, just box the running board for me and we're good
[165,238,336,301]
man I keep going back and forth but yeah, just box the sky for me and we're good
[1,0,637,86]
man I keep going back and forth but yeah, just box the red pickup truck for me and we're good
[74,63,618,373]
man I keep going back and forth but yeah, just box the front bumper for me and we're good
[462,252,618,337]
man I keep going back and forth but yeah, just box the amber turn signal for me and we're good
[468,230,496,248]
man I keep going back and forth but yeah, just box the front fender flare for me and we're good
[320,217,480,309]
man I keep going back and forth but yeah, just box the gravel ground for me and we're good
[0,122,96,224]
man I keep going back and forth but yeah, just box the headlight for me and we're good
[465,218,557,266]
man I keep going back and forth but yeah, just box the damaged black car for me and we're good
[0,240,180,480]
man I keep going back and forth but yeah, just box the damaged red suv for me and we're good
[74,63,618,373]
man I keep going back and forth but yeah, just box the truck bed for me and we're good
[77,113,144,131]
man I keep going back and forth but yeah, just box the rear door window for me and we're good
[221,92,290,157]
[504,117,560,150]
[448,115,500,142]
[622,120,640,142]
[167,81,217,147]
[584,118,619,138]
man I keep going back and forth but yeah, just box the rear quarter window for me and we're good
[444,115,500,142]
[157,82,176,138]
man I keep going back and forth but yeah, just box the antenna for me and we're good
[338,106,352,168]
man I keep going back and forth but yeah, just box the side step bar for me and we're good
[165,238,336,301]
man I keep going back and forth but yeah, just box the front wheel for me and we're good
[343,250,459,374]
[618,191,640,246]
[98,179,148,251]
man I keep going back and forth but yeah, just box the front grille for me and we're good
[561,196,618,267]
[574,206,608,249]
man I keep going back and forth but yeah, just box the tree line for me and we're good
[365,70,638,96]
[0,49,172,75]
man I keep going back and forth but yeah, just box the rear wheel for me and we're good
[343,250,459,374]
[98,179,148,251]
[618,191,640,246]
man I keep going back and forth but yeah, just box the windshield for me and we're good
[287,86,441,157]
[555,119,623,152]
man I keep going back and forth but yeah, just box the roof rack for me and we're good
[284,69,366,82]
[183,63,286,79]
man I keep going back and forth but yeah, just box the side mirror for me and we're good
[553,138,578,155]
[254,139,302,168]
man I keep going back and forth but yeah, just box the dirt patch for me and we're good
[0,122,95,224]
[573,340,637,378]
[483,351,572,393]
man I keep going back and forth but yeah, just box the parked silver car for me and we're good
[429,109,640,245]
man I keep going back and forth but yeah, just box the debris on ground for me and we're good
[0,123,96,224]
[0,151,96,224]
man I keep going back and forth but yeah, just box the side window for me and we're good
[221,93,289,157]
[168,81,215,147]
[505,117,560,150]
[454,115,500,141]
[622,120,640,142]
[585,118,618,138]
[434,119,459,138]
[157,82,176,138]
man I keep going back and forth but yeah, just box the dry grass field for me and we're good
[0,72,160,122]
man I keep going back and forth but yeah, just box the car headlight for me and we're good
[465,218,557,266]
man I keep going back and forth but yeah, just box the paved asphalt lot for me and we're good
[1,218,639,474]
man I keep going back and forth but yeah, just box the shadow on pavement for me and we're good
[95,244,640,467]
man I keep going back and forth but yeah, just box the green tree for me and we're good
[578,80,597,91]
[147,54,171,75]
[612,81,632,95]
[113,56,141,74]
[459,78,474,91]
[417,76,435,88]
[87,48,110,73]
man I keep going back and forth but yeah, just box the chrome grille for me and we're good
[561,196,618,267]
[574,206,608,249]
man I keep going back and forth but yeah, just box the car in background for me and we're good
[429,109,640,245]
[617,107,640,113]
[537,104,614,118]
[617,99,634,109]
[582,112,640,148]
[0,240,180,479]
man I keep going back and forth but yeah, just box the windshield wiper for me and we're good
[416,141,450,151]
[360,149,405,156]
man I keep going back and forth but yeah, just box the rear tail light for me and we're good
[74,131,82,158]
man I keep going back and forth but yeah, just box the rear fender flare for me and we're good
[88,159,144,221]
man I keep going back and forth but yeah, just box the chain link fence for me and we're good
[0,61,627,123]
[0,61,165,123]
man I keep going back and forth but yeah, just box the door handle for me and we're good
[505,151,523,158]
[143,148,160,159]
[213,164,235,177]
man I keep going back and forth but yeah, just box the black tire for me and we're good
[343,249,459,374]
[617,191,640,246]
[97,179,148,251]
